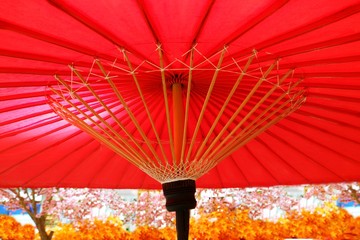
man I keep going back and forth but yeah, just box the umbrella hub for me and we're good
[166,73,190,90]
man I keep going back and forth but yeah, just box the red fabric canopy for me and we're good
[0,0,359,189]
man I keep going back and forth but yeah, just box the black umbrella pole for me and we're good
[176,209,190,240]
[162,180,197,240]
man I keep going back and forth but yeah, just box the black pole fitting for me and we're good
[162,179,196,240]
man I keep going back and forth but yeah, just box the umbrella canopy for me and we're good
[1,0,360,189]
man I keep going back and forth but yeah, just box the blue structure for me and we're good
[337,200,359,208]
[0,204,41,215]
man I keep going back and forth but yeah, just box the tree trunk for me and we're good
[34,216,54,240]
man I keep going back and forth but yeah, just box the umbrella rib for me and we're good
[0,109,54,127]
[275,33,360,59]
[307,92,360,103]
[190,0,216,44]
[206,0,289,56]
[280,55,360,69]
[227,154,251,186]
[22,137,99,187]
[194,53,256,160]
[256,137,311,183]
[243,145,280,185]
[49,94,146,168]
[295,109,359,129]
[0,67,70,76]
[49,100,149,171]
[286,116,360,145]
[48,0,152,64]
[265,129,346,181]
[212,105,297,169]
[305,102,360,116]
[81,147,117,188]
[89,63,163,167]
[120,51,169,165]
[185,46,227,163]
[157,44,176,165]
[276,121,360,164]
[0,117,66,139]
[0,49,89,67]
[0,19,117,62]
[0,81,58,88]
[231,3,360,57]
[182,0,216,62]
[69,65,160,165]
[0,129,84,176]
[210,89,305,164]
[135,0,160,43]
[0,100,48,113]
[0,121,72,153]
[182,47,195,164]
[199,59,279,162]
[52,76,144,160]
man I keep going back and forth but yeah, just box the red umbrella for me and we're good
[1,1,360,239]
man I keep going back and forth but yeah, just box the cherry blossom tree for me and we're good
[0,182,358,239]
[110,183,359,228]
[304,182,360,205]
[0,188,113,240]
[0,188,57,240]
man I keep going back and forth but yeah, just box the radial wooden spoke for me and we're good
[157,44,176,165]
[66,65,160,166]
[199,59,279,162]
[120,51,169,165]
[194,53,256,161]
[185,46,228,163]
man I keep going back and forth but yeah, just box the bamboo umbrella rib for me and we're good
[67,66,158,166]
[212,92,306,164]
[199,60,278,162]
[198,68,294,162]
[53,76,136,151]
[95,60,162,166]
[194,53,256,161]
[120,51,169,165]
[96,61,165,161]
[157,44,176,165]
[181,47,195,164]
[185,46,228,163]
[228,68,295,133]
[206,89,301,167]
[209,112,292,171]
[207,83,304,164]
[49,97,151,169]
[48,89,147,168]
[49,94,152,170]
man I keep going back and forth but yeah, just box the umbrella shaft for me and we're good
[176,209,190,240]
[173,82,184,164]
